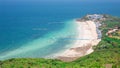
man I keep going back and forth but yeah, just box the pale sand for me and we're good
[57,20,101,62]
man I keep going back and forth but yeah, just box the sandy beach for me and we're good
[57,20,101,62]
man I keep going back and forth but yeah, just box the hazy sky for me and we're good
[0,0,120,7]
[1,0,120,3]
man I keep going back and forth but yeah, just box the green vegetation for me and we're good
[0,15,120,68]
[0,48,120,68]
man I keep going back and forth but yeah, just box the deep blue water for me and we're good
[0,0,120,59]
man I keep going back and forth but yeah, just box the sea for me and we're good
[0,0,120,60]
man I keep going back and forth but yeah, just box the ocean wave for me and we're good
[0,19,78,60]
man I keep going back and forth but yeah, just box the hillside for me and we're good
[0,14,120,68]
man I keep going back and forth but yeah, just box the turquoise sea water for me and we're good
[0,0,120,60]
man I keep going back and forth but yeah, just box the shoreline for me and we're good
[57,20,101,62]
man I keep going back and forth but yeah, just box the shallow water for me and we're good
[0,0,120,60]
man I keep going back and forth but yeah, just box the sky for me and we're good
[1,0,120,3]
[0,0,120,6]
